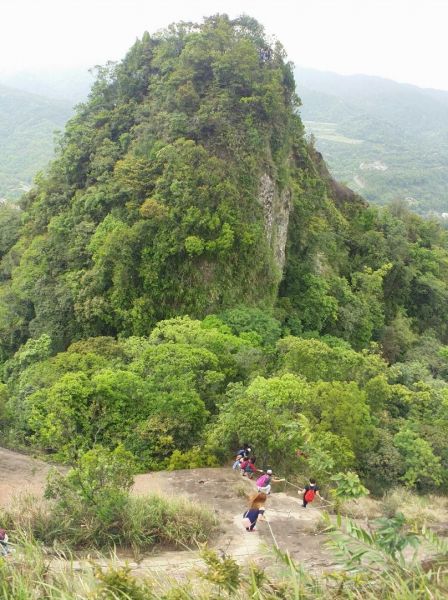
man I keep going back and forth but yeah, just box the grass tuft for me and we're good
[381,488,447,529]
[0,492,217,555]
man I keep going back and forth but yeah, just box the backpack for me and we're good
[0,529,6,541]
[256,474,269,488]
[304,488,316,503]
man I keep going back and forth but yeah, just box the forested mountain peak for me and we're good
[1,14,448,498]
[0,15,338,353]
[1,14,448,363]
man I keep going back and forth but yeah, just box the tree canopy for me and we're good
[1,15,448,493]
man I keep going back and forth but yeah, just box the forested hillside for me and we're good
[1,15,448,493]
[0,85,72,201]
[296,67,448,216]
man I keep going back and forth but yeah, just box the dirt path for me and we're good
[0,447,54,503]
[0,449,335,575]
[52,471,334,577]
[133,468,335,571]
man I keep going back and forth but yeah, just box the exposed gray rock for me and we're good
[258,173,291,272]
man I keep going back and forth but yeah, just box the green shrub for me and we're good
[167,447,219,470]
[92,566,154,600]
[331,471,369,501]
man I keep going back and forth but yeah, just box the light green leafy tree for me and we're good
[306,381,375,460]
[331,471,369,501]
[394,427,442,487]
[45,445,135,535]
[277,335,386,383]
[207,373,349,479]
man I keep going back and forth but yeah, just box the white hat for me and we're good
[267,469,273,475]
[247,448,251,452]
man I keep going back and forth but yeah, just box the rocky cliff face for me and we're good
[258,173,291,272]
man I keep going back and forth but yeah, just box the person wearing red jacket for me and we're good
[242,457,257,479]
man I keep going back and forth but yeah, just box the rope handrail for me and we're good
[281,478,335,506]
[263,516,279,549]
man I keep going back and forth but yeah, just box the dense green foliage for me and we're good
[0,15,304,353]
[0,84,72,201]
[0,204,21,257]
[1,313,447,492]
[1,16,448,495]
[297,67,448,216]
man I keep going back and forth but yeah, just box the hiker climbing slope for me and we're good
[256,469,285,495]
[242,456,257,479]
[0,528,10,556]
[232,444,252,470]
[242,492,267,531]
[299,478,323,507]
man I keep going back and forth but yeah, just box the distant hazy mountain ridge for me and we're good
[0,84,73,201]
[296,67,448,216]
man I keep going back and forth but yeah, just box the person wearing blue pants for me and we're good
[242,492,267,531]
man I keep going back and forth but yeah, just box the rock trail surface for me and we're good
[0,449,335,576]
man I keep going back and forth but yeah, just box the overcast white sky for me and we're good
[1,0,447,90]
